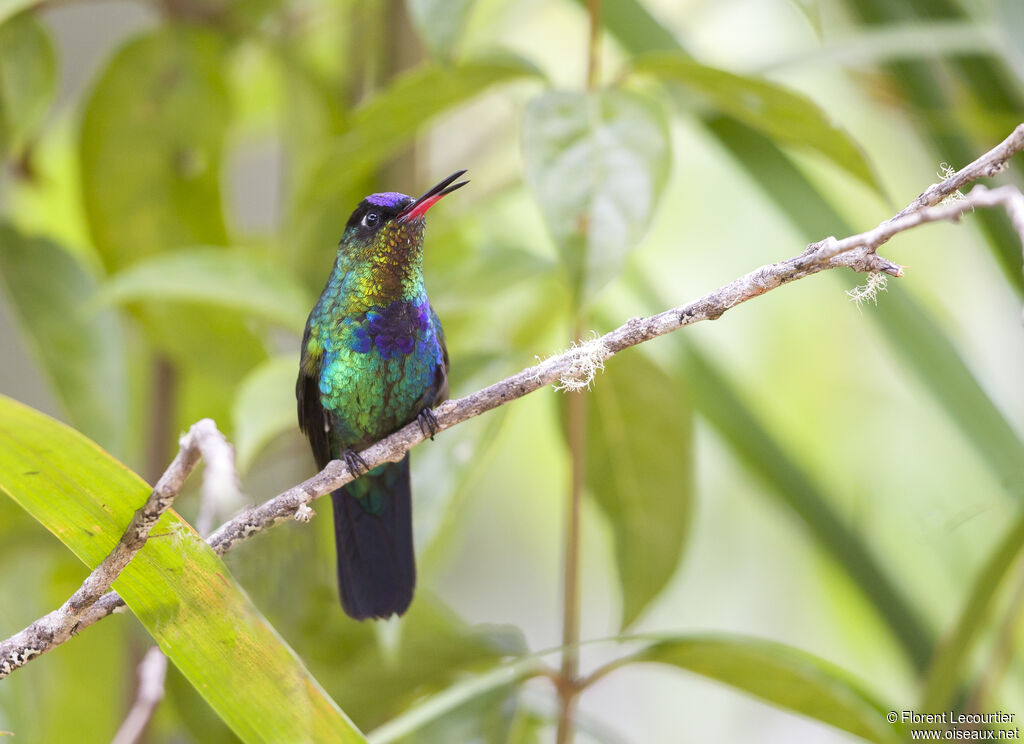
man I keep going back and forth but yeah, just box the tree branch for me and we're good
[2,123,1023,680]
[111,646,168,744]
[0,419,237,678]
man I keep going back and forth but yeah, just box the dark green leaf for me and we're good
[677,339,934,671]
[920,512,1024,711]
[233,577,529,734]
[702,119,1024,496]
[590,0,678,53]
[0,12,56,155]
[599,2,1024,679]
[390,684,521,744]
[633,635,900,743]
[330,602,527,731]
[0,395,366,742]
[0,225,128,456]
[369,656,542,744]
[80,28,230,271]
[587,349,693,629]
[632,53,882,194]
[523,90,671,304]
[97,248,314,333]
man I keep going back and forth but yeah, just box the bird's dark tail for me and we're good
[331,454,415,620]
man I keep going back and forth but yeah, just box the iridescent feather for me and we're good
[297,174,463,620]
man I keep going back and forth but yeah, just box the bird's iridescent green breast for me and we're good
[308,292,443,449]
[301,188,448,450]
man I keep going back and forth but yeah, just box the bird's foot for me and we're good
[342,449,370,476]
[417,407,439,441]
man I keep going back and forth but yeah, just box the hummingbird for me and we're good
[296,171,465,620]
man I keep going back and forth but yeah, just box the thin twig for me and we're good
[557,322,588,744]
[893,123,1024,219]
[0,419,236,678]
[192,422,244,538]
[561,8,601,737]
[111,646,168,744]
[2,124,1024,679]
[115,427,241,737]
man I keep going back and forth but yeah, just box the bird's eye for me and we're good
[362,211,380,227]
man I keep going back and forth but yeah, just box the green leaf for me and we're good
[587,349,693,629]
[0,0,39,25]
[841,0,1024,295]
[139,304,268,441]
[341,56,540,177]
[387,684,522,744]
[599,3,1024,679]
[632,53,882,194]
[705,118,1024,498]
[0,225,128,456]
[0,509,128,742]
[2,117,96,263]
[633,635,900,743]
[80,28,230,271]
[405,0,475,59]
[591,0,679,53]
[523,90,671,304]
[695,116,1024,666]
[0,395,365,743]
[369,657,543,744]
[163,664,241,744]
[223,491,527,732]
[293,57,541,279]
[678,339,934,672]
[232,355,297,472]
[97,248,314,333]
[920,511,1024,711]
[77,26,274,446]
[325,602,527,731]
[0,11,56,155]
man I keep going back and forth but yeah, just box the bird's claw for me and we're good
[342,449,370,476]
[417,408,439,440]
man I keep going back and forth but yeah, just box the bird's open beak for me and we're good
[398,170,468,222]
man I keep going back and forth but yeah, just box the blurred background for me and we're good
[1,0,1023,741]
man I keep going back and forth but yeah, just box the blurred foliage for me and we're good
[630,635,901,743]
[0,12,54,158]
[0,225,128,454]
[523,89,670,305]
[0,0,1023,742]
[0,396,364,742]
[584,347,693,630]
